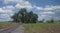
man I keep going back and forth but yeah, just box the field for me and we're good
[23,23,60,33]
[0,22,60,33]
[0,22,17,29]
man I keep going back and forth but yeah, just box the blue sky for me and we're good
[0,0,60,21]
[27,0,60,7]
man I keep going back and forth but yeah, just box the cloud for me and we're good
[36,5,60,21]
[4,0,34,10]
[4,0,25,4]
[35,6,43,10]
[15,0,34,10]
[44,5,60,11]
[41,11,55,14]
[4,0,60,11]
[34,6,60,21]
[35,5,60,11]
[1,0,60,21]
[38,14,52,21]
[15,3,33,10]
[0,5,14,21]
[0,5,14,13]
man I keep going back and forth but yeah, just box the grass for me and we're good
[23,23,60,33]
[0,22,18,29]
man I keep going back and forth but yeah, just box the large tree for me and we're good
[11,8,38,23]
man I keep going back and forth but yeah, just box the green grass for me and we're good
[31,23,60,27]
[23,23,60,27]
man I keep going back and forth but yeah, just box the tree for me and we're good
[28,11,33,23]
[11,13,19,22]
[11,8,38,23]
[42,19,45,22]
[28,11,38,23]
[50,18,54,23]
[32,14,38,23]
[18,8,27,23]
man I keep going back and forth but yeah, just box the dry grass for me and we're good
[23,23,60,33]
[0,22,17,29]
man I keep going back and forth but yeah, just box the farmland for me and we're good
[23,23,60,33]
[0,22,60,33]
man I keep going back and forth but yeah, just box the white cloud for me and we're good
[42,11,55,14]
[36,6,60,21]
[0,8,3,12]
[38,14,52,21]
[44,6,60,11]
[3,6,14,10]
[0,6,14,13]
[35,5,60,11]
[35,6,43,10]
[0,5,14,21]
[4,0,34,10]
[2,0,60,21]
[4,0,25,4]
[4,0,60,11]
[0,14,9,18]
[15,1,33,10]
[15,3,33,10]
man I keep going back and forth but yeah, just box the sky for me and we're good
[0,0,60,21]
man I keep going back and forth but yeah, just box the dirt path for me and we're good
[11,25,24,33]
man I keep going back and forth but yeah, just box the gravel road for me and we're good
[0,24,24,33]
[11,25,24,33]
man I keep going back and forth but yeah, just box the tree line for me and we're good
[11,8,38,23]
